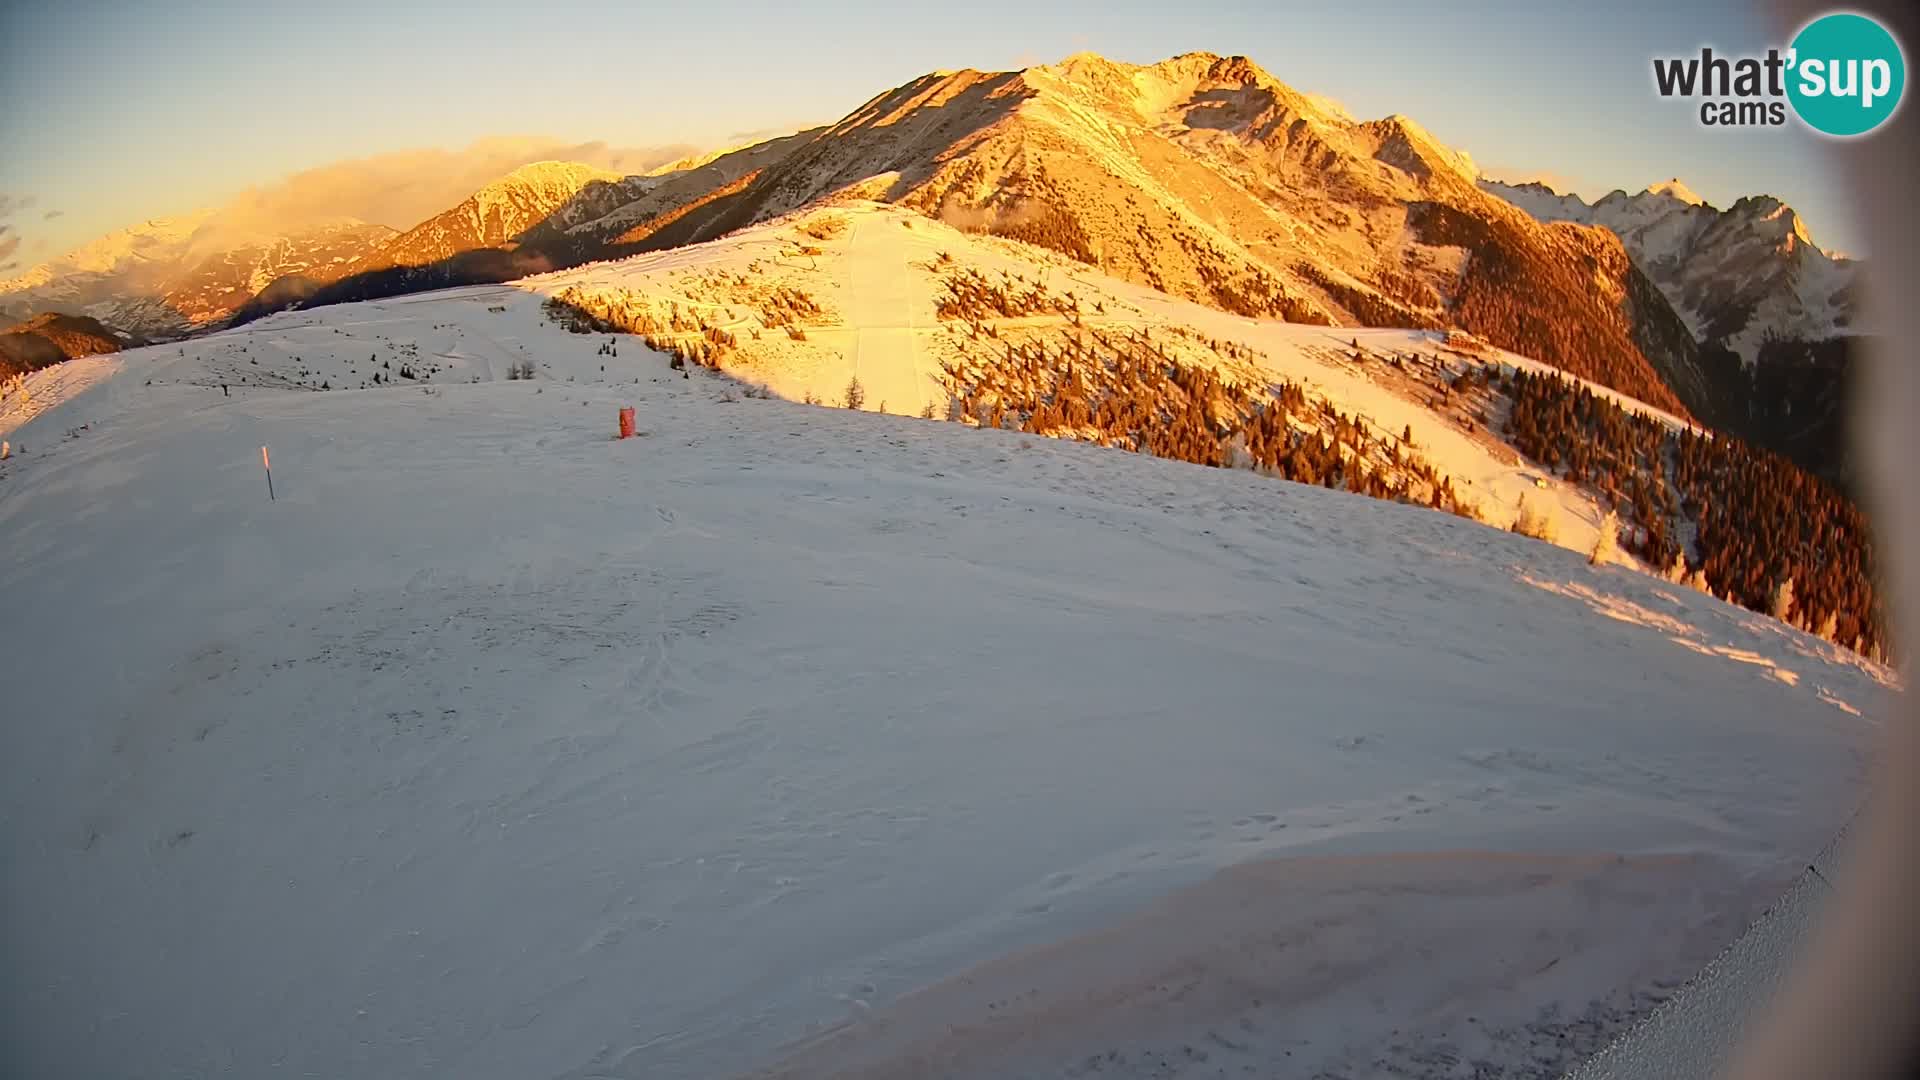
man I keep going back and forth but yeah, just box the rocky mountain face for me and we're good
[232,162,629,319]
[349,161,622,273]
[543,52,1702,417]
[1483,178,1863,480]
[1482,178,1858,362]
[518,130,820,263]
[162,221,397,326]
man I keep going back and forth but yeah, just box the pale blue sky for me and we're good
[0,0,1864,265]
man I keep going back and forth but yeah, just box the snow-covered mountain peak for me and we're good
[1482,180,1594,222]
[1361,113,1480,183]
[1301,91,1356,123]
[1036,51,1470,174]
[480,161,622,203]
[1025,50,1348,133]
[345,160,628,273]
[1645,178,1706,206]
[61,212,218,270]
[1727,194,1816,248]
[1482,176,1857,362]
[1150,50,1275,89]
[0,210,216,293]
[1045,49,1130,75]
[1041,49,1250,84]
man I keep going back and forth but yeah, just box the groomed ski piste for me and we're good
[0,204,1895,1079]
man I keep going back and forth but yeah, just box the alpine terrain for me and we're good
[1483,177,1864,480]
[0,214,397,339]
[234,162,627,317]
[0,204,1891,1076]
[0,45,1896,1080]
[503,54,1709,421]
[0,212,217,338]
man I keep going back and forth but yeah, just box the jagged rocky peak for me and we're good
[1645,177,1706,205]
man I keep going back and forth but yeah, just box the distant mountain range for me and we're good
[0,213,214,337]
[1480,178,1858,363]
[1481,178,1863,480]
[228,162,630,319]
[166,220,398,326]
[1,52,1867,475]
[357,161,621,272]
[0,214,395,338]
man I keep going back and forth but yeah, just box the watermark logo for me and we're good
[1788,12,1905,135]
[1652,10,1906,137]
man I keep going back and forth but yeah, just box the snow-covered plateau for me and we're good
[0,207,1894,1079]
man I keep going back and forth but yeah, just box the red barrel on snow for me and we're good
[618,406,636,439]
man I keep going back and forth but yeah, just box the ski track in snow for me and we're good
[0,249,1894,1080]
[843,212,932,414]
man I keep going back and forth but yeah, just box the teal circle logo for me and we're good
[1787,12,1906,136]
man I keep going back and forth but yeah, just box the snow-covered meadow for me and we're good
[0,225,1895,1078]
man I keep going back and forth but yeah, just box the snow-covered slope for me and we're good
[533,202,1700,560]
[0,207,1890,1080]
[60,201,1673,562]
[1481,178,1859,364]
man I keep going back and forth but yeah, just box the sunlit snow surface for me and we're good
[0,219,1891,1078]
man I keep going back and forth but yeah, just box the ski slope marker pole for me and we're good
[262,445,275,501]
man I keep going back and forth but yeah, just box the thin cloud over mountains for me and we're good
[192,137,701,253]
